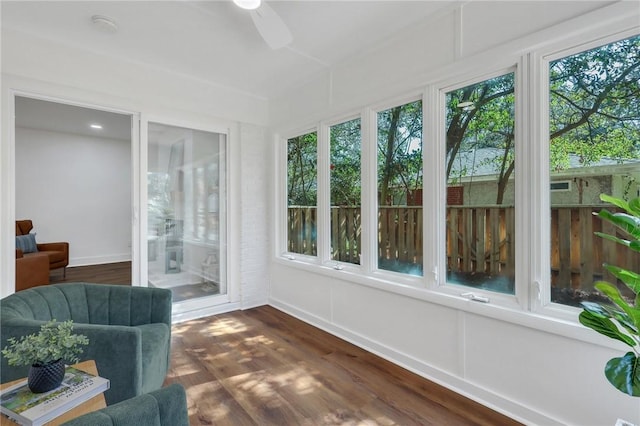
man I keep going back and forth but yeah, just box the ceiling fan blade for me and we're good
[249,2,292,50]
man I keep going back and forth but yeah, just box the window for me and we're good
[548,35,640,307]
[550,181,571,192]
[445,73,516,294]
[377,100,423,276]
[278,28,640,320]
[330,118,362,265]
[287,131,318,256]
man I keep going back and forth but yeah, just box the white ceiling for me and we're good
[15,96,132,141]
[2,0,459,100]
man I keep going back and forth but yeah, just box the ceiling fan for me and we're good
[233,0,293,50]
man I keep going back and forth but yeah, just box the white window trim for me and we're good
[370,93,426,284]
[530,27,640,321]
[274,6,640,330]
[430,65,523,311]
[322,113,363,272]
[549,181,571,192]
[279,126,319,262]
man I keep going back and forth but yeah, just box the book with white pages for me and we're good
[0,366,110,426]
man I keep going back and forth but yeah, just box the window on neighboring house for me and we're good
[550,181,571,192]
[377,100,423,276]
[287,131,318,256]
[445,73,516,294]
[548,35,640,307]
[330,118,362,265]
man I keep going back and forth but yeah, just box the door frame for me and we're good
[142,115,239,321]
[4,90,140,291]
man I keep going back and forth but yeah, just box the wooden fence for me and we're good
[288,205,640,291]
[447,206,514,277]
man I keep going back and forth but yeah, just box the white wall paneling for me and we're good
[270,3,640,425]
[270,264,639,425]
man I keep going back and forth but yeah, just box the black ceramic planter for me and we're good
[28,359,65,393]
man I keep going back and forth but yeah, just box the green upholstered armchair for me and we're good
[61,383,189,426]
[0,283,172,405]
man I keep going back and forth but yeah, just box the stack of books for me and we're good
[0,366,109,426]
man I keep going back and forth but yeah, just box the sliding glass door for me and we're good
[147,122,226,302]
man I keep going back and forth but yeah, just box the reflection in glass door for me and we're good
[147,122,226,302]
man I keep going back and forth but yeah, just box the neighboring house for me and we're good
[447,148,640,206]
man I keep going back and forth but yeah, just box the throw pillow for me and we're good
[16,234,38,253]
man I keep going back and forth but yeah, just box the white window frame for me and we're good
[429,65,525,312]
[280,127,320,264]
[323,114,365,272]
[273,13,639,328]
[369,92,426,288]
[549,181,571,192]
[531,28,640,320]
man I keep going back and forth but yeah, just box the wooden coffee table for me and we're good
[0,360,106,425]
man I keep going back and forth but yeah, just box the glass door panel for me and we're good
[147,122,226,302]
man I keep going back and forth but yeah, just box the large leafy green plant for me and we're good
[579,194,640,397]
[1,320,89,367]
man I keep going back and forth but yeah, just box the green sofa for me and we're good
[61,383,189,426]
[0,283,172,405]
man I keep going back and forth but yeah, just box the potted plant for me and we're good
[579,194,640,397]
[1,320,89,393]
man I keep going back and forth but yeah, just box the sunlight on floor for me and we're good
[187,381,231,422]
[206,317,249,336]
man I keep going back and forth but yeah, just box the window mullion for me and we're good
[516,54,533,311]
[528,50,551,312]
[423,85,441,289]
[360,108,377,274]
[317,123,331,264]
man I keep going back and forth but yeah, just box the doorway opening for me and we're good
[147,122,227,303]
[14,96,134,285]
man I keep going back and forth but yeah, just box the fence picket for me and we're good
[288,205,638,297]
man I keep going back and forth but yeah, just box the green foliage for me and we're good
[287,132,318,206]
[377,100,423,205]
[331,118,362,206]
[446,35,639,204]
[1,320,89,367]
[446,73,515,204]
[286,36,639,208]
[549,35,640,172]
[579,194,640,396]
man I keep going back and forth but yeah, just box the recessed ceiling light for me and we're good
[91,15,118,34]
[90,124,103,129]
[233,0,261,10]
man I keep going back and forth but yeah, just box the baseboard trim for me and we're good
[269,297,560,426]
[70,254,131,267]
[172,301,242,324]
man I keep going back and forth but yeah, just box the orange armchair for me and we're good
[16,220,69,279]
[15,249,49,291]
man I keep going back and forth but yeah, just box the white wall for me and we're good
[1,19,270,314]
[270,263,639,425]
[269,2,640,425]
[239,123,271,309]
[15,127,131,266]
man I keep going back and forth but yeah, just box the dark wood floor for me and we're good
[53,262,214,300]
[54,263,520,424]
[51,261,132,285]
[165,306,521,426]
